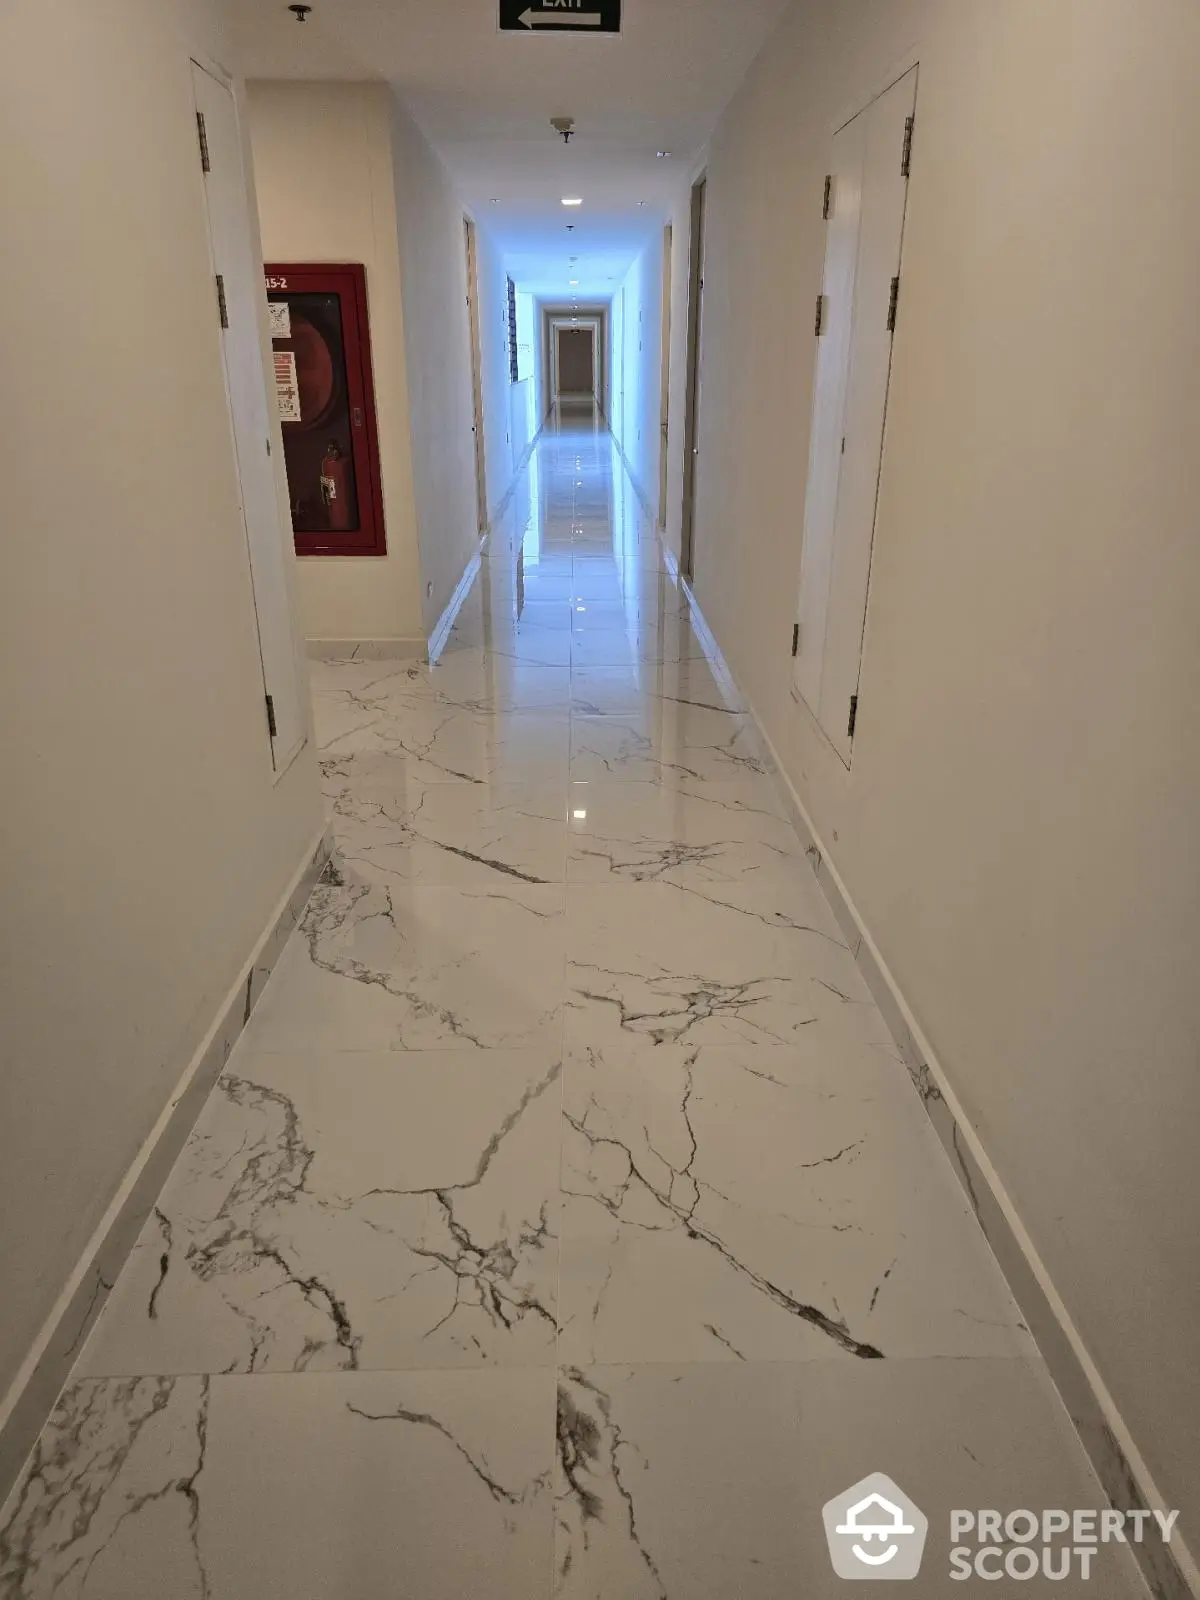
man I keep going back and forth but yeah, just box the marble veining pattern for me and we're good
[555,1042,1028,1367]
[0,414,1148,1598]
[79,1051,563,1377]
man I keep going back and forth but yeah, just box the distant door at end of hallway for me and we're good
[191,60,303,773]
[464,217,488,533]
[794,65,917,768]
[680,176,707,581]
[556,327,595,396]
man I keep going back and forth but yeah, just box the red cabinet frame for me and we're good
[264,263,387,557]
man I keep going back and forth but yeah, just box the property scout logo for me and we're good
[822,1473,1181,1582]
[823,1475,928,1580]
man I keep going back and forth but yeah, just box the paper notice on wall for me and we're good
[267,301,291,338]
[274,351,301,423]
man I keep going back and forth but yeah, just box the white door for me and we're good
[794,66,917,764]
[191,62,303,771]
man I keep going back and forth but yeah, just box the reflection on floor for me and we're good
[0,410,1148,1597]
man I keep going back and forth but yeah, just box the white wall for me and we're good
[674,0,1200,1524]
[247,81,425,650]
[475,228,538,523]
[389,99,481,637]
[517,288,544,440]
[0,0,323,1408]
[610,237,664,515]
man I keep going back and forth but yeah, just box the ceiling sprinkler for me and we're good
[551,117,576,145]
[288,4,312,19]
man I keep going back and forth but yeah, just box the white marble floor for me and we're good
[0,413,1147,1597]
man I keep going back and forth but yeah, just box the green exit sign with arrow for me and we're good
[499,0,621,33]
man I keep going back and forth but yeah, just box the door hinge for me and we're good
[901,114,915,178]
[847,694,859,739]
[215,273,229,329]
[792,622,800,657]
[814,293,826,336]
[886,276,900,332]
[265,694,278,739]
[196,110,211,173]
[822,174,833,220]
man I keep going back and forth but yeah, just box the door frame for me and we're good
[658,223,673,530]
[464,216,488,533]
[543,308,606,411]
[554,324,597,397]
[680,175,707,580]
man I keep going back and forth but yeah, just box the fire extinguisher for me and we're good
[319,441,353,531]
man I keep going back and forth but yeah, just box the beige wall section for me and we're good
[389,98,481,638]
[246,80,425,649]
[0,0,323,1404]
[682,0,1200,1520]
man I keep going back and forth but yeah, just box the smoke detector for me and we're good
[551,116,576,144]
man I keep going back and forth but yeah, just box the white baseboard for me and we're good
[669,552,1197,1600]
[427,415,553,668]
[426,539,487,666]
[607,426,658,527]
[306,638,426,661]
[0,825,334,1510]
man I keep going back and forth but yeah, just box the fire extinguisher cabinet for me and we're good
[264,262,387,557]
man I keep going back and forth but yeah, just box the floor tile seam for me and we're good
[73,1358,567,1384]
[550,1351,1047,1378]
[65,1351,1045,1386]
[551,993,570,1385]
[229,1045,569,1060]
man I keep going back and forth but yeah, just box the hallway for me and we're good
[0,416,1147,1597]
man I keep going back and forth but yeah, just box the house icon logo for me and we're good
[822,1473,928,1580]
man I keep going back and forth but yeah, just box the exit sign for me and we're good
[499,0,621,34]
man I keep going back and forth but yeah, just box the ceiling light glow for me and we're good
[561,197,583,207]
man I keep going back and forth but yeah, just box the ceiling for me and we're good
[231,0,790,294]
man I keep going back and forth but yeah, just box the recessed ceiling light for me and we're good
[569,279,579,285]
[489,198,500,205]
[573,810,588,821]
[656,150,671,159]
[561,197,583,207]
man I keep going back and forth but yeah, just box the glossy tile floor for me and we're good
[0,412,1147,1597]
